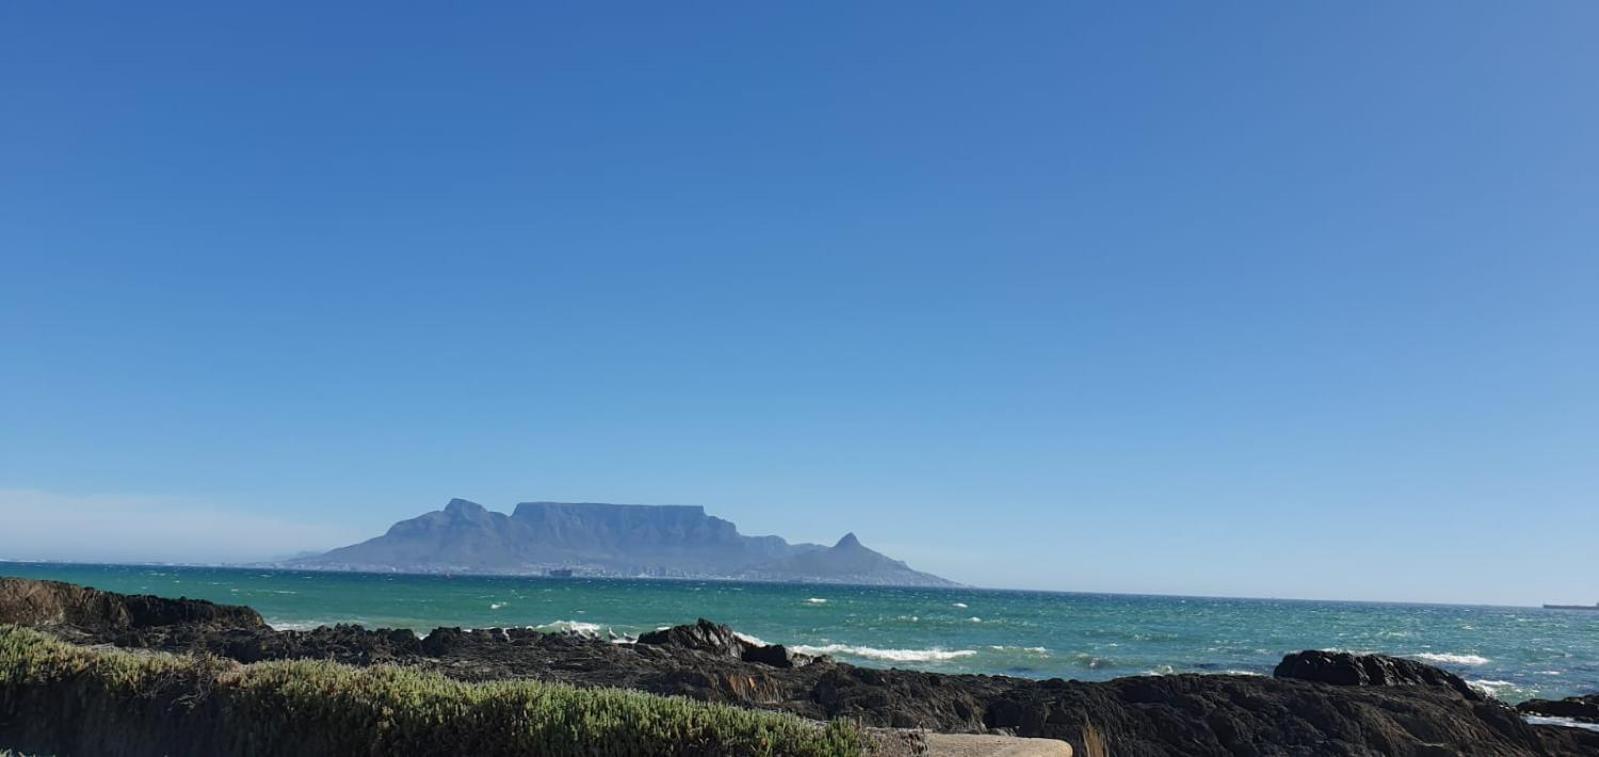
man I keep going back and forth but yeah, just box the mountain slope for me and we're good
[313,499,527,572]
[741,533,958,587]
[293,499,954,587]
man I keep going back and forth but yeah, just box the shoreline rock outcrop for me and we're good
[1273,649,1483,700]
[1518,694,1599,724]
[3,576,1596,756]
[637,618,819,669]
[0,577,266,633]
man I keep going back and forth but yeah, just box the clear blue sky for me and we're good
[2,3,1594,605]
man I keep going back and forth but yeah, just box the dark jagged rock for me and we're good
[3,576,1597,756]
[638,618,748,658]
[1518,693,1599,723]
[636,618,812,668]
[1274,649,1482,700]
[0,577,266,634]
[740,642,801,669]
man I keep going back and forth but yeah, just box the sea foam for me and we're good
[1412,652,1490,666]
[988,645,1049,655]
[534,620,609,637]
[1522,715,1599,733]
[733,631,770,647]
[268,619,351,632]
[1467,679,1523,698]
[791,643,977,663]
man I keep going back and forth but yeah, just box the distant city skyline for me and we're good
[2,3,1595,606]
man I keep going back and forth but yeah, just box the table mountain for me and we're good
[293,499,958,587]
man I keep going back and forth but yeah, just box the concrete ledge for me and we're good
[923,733,1072,757]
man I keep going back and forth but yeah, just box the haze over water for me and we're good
[8,563,1595,704]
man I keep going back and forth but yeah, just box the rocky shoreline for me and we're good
[3,576,1597,755]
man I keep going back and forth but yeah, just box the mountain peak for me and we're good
[834,532,862,549]
[443,498,487,515]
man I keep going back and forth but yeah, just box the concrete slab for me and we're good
[923,733,1072,757]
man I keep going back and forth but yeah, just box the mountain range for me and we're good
[292,499,957,587]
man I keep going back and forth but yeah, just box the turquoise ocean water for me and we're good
[5,562,1595,703]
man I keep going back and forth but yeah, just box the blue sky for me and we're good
[2,3,1594,605]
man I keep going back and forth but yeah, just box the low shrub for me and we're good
[0,626,869,756]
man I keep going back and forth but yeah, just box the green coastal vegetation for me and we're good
[0,626,872,757]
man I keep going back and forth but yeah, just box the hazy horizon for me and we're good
[0,489,1591,607]
[0,546,1578,613]
[3,3,1595,607]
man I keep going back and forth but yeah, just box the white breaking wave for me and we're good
[792,644,978,663]
[1467,679,1520,698]
[969,616,982,622]
[533,620,608,637]
[1412,652,1490,666]
[1523,715,1599,733]
[489,602,507,610]
[805,598,828,604]
[952,602,968,609]
[268,619,345,632]
[733,631,770,647]
[988,645,1049,655]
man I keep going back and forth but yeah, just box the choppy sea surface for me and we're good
[5,562,1595,703]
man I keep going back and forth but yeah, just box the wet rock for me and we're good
[637,618,746,658]
[1273,650,1481,701]
[1517,693,1599,723]
[636,617,816,669]
[741,642,799,668]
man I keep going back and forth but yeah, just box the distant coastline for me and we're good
[0,557,1570,609]
[253,560,967,588]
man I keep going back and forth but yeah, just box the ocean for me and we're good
[5,562,1595,703]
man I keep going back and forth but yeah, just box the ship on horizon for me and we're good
[1542,601,1599,611]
